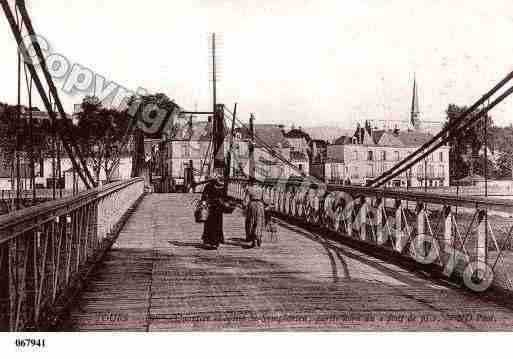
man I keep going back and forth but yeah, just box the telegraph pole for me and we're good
[249,113,255,181]
[212,104,225,176]
[225,103,237,186]
[211,33,217,119]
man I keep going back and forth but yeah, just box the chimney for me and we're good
[354,123,361,144]
[365,120,372,138]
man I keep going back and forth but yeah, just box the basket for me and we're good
[194,201,209,223]
[222,201,236,214]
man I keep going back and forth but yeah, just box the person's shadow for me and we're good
[168,240,205,249]
[168,238,253,249]
[223,237,253,249]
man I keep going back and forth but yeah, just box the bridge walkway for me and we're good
[61,193,513,331]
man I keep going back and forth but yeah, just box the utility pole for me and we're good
[212,104,225,177]
[249,113,255,181]
[211,33,217,121]
[225,103,237,187]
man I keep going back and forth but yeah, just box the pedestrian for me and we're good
[244,184,265,248]
[200,173,228,249]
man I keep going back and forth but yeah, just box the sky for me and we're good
[1,0,513,129]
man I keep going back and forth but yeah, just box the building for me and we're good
[323,75,449,187]
[61,153,133,191]
[159,120,306,187]
[325,122,450,187]
[234,124,299,180]
[283,127,310,175]
[160,119,215,190]
[0,106,133,191]
[309,139,328,180]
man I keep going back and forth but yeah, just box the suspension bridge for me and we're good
[2,0,513,331]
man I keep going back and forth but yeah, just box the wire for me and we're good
[223,106,308,179]
[371,82,513,187]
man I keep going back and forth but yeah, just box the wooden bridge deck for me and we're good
[62,193,513,331]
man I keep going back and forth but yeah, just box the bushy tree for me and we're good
[74,96,131,182]
[0,102,51,173]
[125,93,180,178]
[444,104,495,180]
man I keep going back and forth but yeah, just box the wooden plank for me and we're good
[62,193,513,331]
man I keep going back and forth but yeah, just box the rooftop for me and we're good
[236,124,290,148]
[333,125,435,148]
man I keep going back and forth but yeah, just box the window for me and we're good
[298,164,303,171]
[353,150,358,161]
[428,165,434,177]
[438,165,445,177]
[381,150,387,161]
[367,151,374,161]
[351,166,359,179]
[439,152,444,162]
[394,151,400,161]
[330,163,338,180]
[366,164,373,177]
[190,142,199,156]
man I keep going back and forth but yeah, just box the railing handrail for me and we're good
[231,178,513,214]
[0,178,144,244]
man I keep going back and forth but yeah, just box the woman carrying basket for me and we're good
[200,174,231,249]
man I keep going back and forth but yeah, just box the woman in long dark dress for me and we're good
[200,176,227,249]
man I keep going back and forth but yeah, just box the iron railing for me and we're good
[228,179,513,294]
[0,178,144,331]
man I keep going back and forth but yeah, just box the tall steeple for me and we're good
[411,74,421,130]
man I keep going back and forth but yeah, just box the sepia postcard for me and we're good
[1,0,513,357]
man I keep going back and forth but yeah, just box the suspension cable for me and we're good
[371,81,513,187]
[223,106,308,179]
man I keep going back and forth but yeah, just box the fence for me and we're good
[0,178,145,331]
[228,178,513,294]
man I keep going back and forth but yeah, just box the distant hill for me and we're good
[302,126,354,143]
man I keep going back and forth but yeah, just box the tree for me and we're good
[74,96,131,183]
[496,152,512,179]
[489,124,513,179]
[0,102,51,174]
[126,93,180,178]
[444,104,495,180]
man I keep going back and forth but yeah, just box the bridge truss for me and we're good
[0,0,95,202]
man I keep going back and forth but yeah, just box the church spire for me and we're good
[411,74,421,130]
